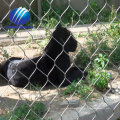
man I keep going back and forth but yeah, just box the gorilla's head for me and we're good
[52,24,77,52]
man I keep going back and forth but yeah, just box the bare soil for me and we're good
[0,40,83,116]
[0,39,120,117]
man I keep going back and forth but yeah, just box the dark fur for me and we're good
[2,24,87,87]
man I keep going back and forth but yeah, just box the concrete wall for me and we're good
[55,0,120,11]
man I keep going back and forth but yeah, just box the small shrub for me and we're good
[63,81,76,95]
[110,47,120,66]
[87,53,112,92]
[77,83,91,99]
[0,116,7,120]
[40,0,112,28]
[89,70,111,91]
[85,16,120,66]
[36,38,49,48]
[8,29,15,37]
[5,102,46,120]
[75,49,90,68]
[3,0,119,29]
[63,80,91,99]
[86,32,111,55]
[109,5,117,22]
[73,8,119,92]
[26,36,32,44]
[27,83,42,91]
[1,47,9,59]
[93,53,109,69]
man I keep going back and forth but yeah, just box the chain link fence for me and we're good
[0,0,120,120]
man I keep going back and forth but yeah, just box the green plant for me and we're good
[8,29,15,37]
[87,53,111,91]
[41,12,59,29]
[36,38,49,48]
[86,31,111,55]
[5,102,46,120]
[74,8,119,92]
[89,70,111,91]
[77,83,91,99]
[109,22,120,40]
[63,81,77,95]
[1,47,9,59]
[40,0,114,28]
[93,53,109,69]
[85,14,120,66]
[26,36,32,44]
[110,47,120,66]
[27,83,42,91]
[109,5,116,22]
[0,116,7,120]
[3,0,117,30]
[103,22,120,66]
[75,49,90,68]
[63,80,92,99]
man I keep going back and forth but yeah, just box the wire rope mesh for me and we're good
[0,0,120,120]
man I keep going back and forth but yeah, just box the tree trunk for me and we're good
[38,0,42,19]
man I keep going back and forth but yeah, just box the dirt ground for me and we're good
[0,38,85,116]
[0,38,120,118]
[0,72,120,117]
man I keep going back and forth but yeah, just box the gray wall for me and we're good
[56,0,120,11]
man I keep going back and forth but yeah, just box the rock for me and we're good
[60,99,80,108]
[106,70,119,80]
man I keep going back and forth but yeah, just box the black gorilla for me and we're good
[2,24,87,87]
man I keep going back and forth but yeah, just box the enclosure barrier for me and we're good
[0,0,120,120]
